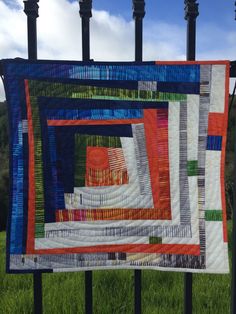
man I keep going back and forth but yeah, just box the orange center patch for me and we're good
[86,146,109,170]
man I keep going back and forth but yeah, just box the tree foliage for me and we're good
[225,95,236,219]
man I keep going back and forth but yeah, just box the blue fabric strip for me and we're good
[206,135,222,151]
[2,59,200,83]
[44,108,143,120]
[39,97,169,110]
[18,78,199,94]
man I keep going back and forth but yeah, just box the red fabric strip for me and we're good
[25,80,36,253]
[47,118,143,126]
[35,244,200,255]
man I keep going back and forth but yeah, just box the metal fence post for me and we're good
[33,272,43,314]
[79,1,93,313]
[133,0,145,62]
[23,1,42,314]
[79,0,92,62]
[134,268,142,314]
[23,0,39,60]
[85,270,93,314]
[184,0,199,61]
[184,1,199,314]
[132,1,145,313]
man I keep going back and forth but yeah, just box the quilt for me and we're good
[2,59,229,273]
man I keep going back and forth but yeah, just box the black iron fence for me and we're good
[1,0,236,313]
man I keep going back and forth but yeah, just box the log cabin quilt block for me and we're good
[2,59,229,273]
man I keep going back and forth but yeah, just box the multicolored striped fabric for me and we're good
[2,59,229,273]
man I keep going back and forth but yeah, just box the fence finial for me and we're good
[184,0,199,20]
[132,0,145,62]
[79,0,92,19]
[184,0,199,61]
[23,0,39,60]
[79,0,92,61]
[23,0,39,18]
[132,0,145,19]
[235,1,236,20]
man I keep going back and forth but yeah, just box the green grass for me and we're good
[0,224,232,314]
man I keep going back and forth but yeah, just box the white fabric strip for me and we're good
[210,65,226,113]
[205,222,228,271]
[205,150,222,210]
[35,236,149,249]
[168,101,180,225]
[187,95,199,160]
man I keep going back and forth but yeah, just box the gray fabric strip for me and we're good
[198,65,211,259]
[44,224,192,238]
[132,123,153,197]
[179,101,191,225]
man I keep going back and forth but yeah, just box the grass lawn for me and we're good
[0,223,232,314]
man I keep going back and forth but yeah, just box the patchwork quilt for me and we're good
[2,59,229,273]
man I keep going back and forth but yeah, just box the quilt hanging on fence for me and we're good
[2,59,229,274]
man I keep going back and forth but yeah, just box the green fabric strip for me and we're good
[74,135,87,187]
[149,237,162,244]
[205,210,223,221]
[85,134,121,148]
[187,160,198,176]
[28,93,45,238]
[35,223,45,238]
[28,80,187,102]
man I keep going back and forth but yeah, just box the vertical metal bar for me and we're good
[33,272,43,314]
[79,1,93,313]
[133,0,145,62]
[134,17,143,62]
[85,270,93,314]
[184,0,199,61]
[184,272,192,314]
[134,270,142,314]
[186,18,196,60]
[24,2,42,313]
[26,15,37,59]
[231,5,236,314]
[132,1,145,313]
[23,0,39,60]
[184,1,199,314]
[79,0,92,61]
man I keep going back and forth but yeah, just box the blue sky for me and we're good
[89,0,236,57]
[91,0,234,25]
[0,0,236,99]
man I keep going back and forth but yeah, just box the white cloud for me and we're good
[90,10,134,61]
[143,21,186,61]
[37,0,81,59]
[0,0,236,101]
[0,0,26,58]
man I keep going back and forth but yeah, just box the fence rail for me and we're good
[1,1,236,313]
